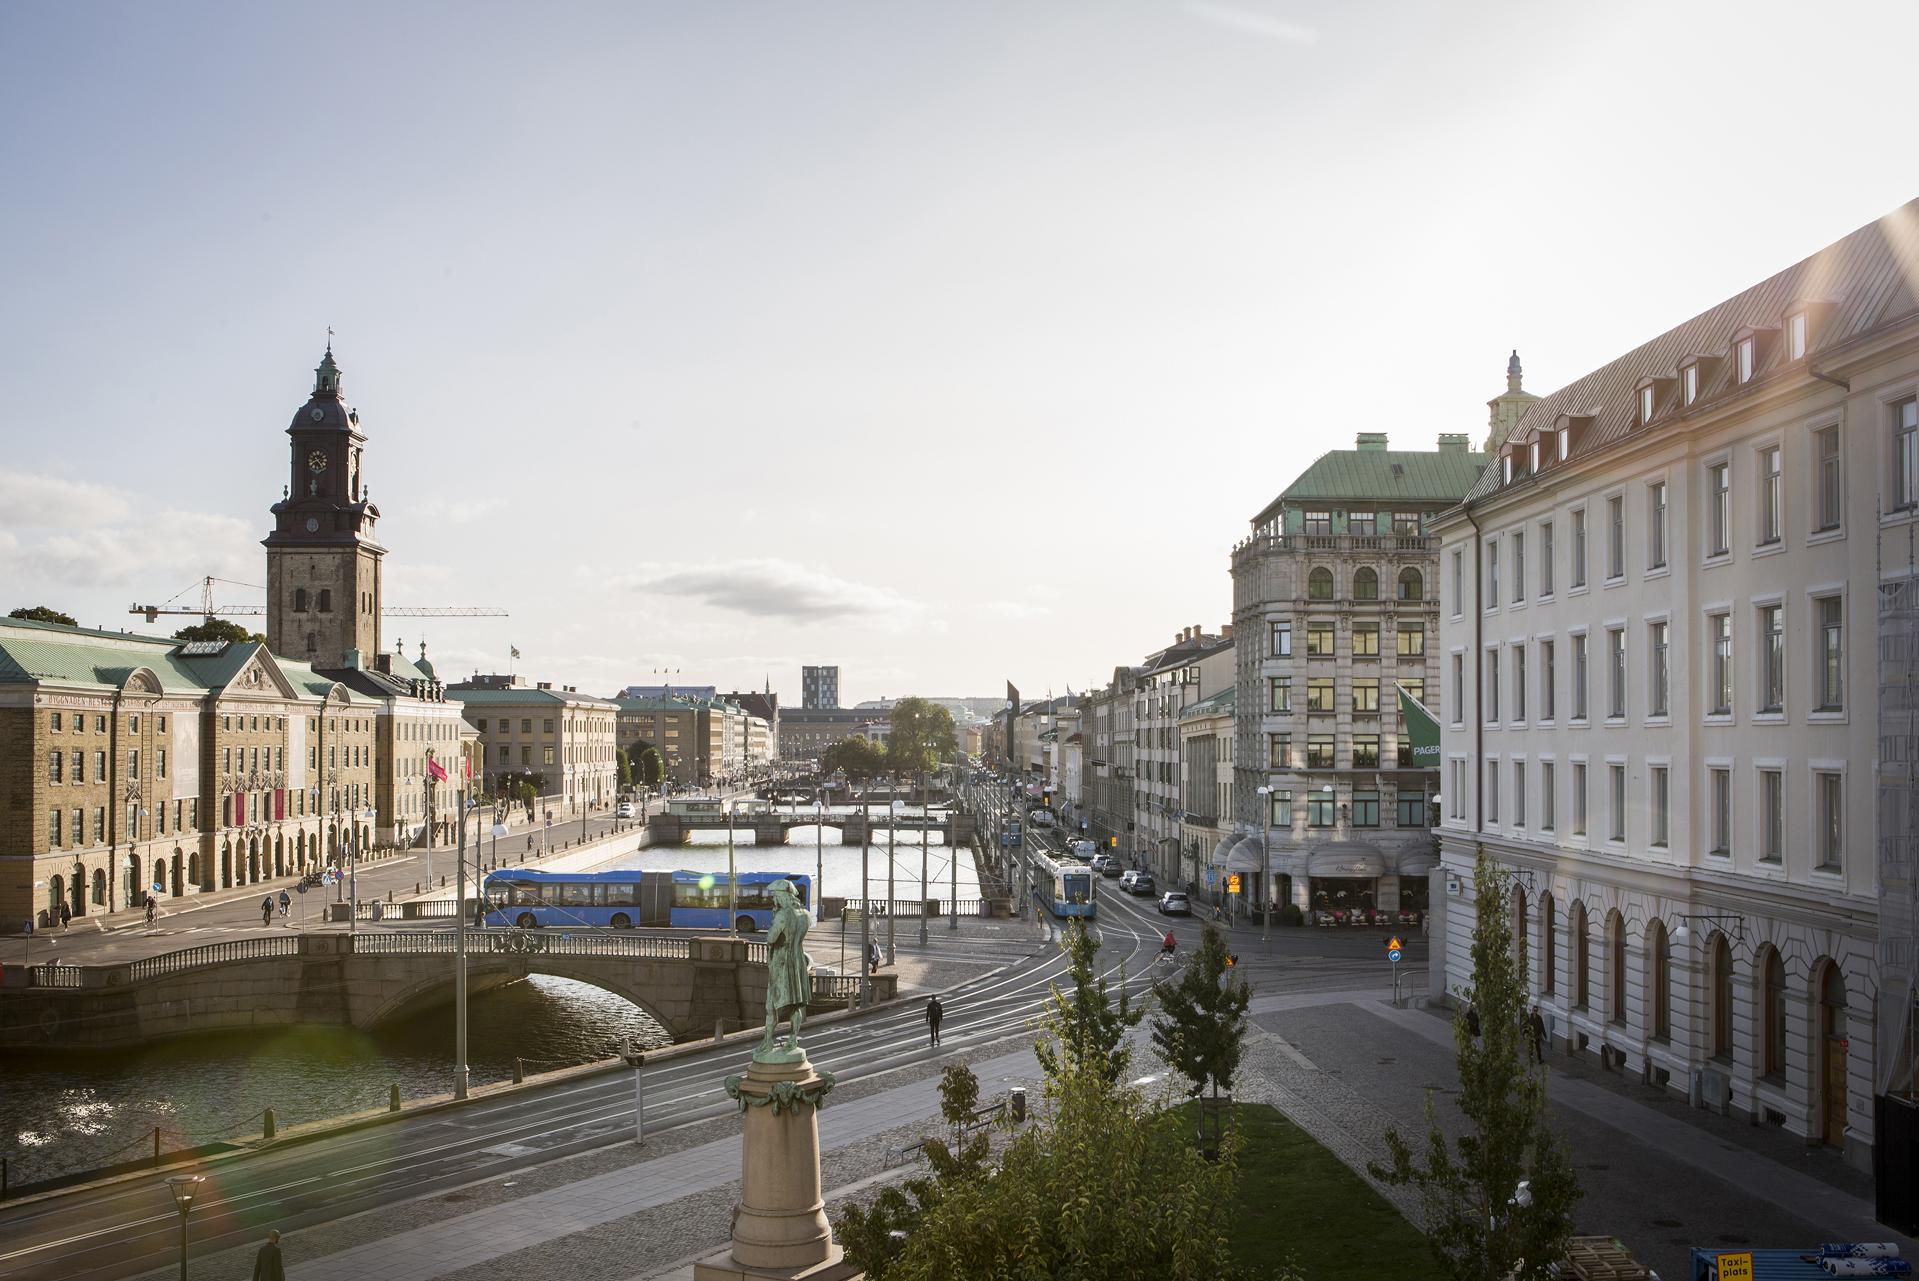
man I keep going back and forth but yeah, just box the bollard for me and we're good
[154,1126,161,1167]
[513,1057,524,1084]
[390,1083,401,1113]
[415,882,420,895]
[714,1018,724,1042]
[1010,1087,1027,1123]
[263,1108,276,1140]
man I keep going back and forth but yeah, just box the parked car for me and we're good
[615,802,638,819]
[1130,874,1157,897]
[1118,870,1138,891]
[1067,838,1097,859]
[1028,809,1056,828]
[1098,858,1122,878]
[1157,891,1190,915]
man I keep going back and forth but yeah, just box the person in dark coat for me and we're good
[925,996,944,1047]
[252,1229,285,1281]
[1528,1004,1548,1064]
[261,897,274,928]
[1464,1004,1482,1039]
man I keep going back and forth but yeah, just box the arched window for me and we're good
[1647,920,1670,1040]
[1540,891,1556,994]
[306,633,318,654]
[293,588,308,613]
[1608,911,1628,1026]
[1397,567,1424,601]
[1354,567,1379,601]
[1710,933,1734,1060]
[91,868,107,906]
[1761,946,1786,1078]
[1512,887,1528,980]
[1572,901,1590,1009]
[1307,567,1334,601]
[317,589,332,613]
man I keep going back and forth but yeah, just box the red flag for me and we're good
[426,756,448,782]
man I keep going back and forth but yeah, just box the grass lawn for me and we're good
[1176,1101,1431,1279]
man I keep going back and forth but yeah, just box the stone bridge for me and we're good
[0,932,895,1050]
[648,810,976,847]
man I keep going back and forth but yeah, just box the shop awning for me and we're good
[1224,835,1271,872]
[1396,847,1439,878]
[1307,842,1385,877]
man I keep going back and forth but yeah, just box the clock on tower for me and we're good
[263,343,387,670]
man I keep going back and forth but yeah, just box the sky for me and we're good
[3,1,1916,707]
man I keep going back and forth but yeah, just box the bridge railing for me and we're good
[745,941,769,964]
[129,935,302,983]
[349,930,694,961]
[26,964,85,988]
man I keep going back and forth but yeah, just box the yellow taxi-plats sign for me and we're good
[1715,1252,1753,1281]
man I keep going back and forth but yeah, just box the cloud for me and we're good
[0,469,133,527]
[982,600,1052,621]
[619,558,917,624]
[0,503,256,591]
[1184,2,1317,44]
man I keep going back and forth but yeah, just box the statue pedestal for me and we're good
[694,1053,858,1281]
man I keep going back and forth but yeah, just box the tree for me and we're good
[171,618,266,645]
[821,736,886,781]
[616,747,634,791]
[1033,920,1142,1091]
[1151,924,1250,1149]
[637,744,666,787]
[837,1063,993,1280]
[886,697,957,776]
[9,605,77,627]
[1369,852,1580,1281]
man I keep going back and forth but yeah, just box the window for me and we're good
[1512,531,1525,602]
[1815,424,1842,531]
[1710,934,1733,1059]
[1269,677,1291,713]
[1267,734,1290,768]
[48,751,62,783]
[1649,921,1671,1040]
[1451,548,1463,611]
[1758,446,1782,544]
[1352,622,1380,658]
[1558,427,1570,461]
[1396,787,1425,826]
[1450,761,1465,819]
[1648,482,1667,568]
[93,749,106,782]
[317,588,332,612]
[1351,789,1380,827]
[1540,761,1555,831]
[1484,649,1500,721]
[543,719,556,733]
[1708,462,1731,556]
[1307,790,1335,827]
[1270,789,1293,827]
[1815,771,1842,870]
[1572,902,1590,1008]
[71,807,82,847]
[543,747,556,765]
[1762,948,1787,1078]
[1736,336,1755,383]
[1512,644,1527,720]
[1609,912,1627,1026]
[1759,604,1784,713]
[1399,677,1424,704]
[1709,613,1733,714]
[1650,765,1669,846]
[1307,735,1334,768]
[1486,541,1500,604]
[1304,511,1332,536]
[1639,384,1655,424]
[1396,622,1424,657]
[1486,759,1499,823]
[1541,891,1557,994]
[1397,566,1423,601]
[1306,622,1333,657]
[1307,567,1334,599]
[1540,520,1554,595]
[1571,509,1588,587]
[1353,566,1379,600]
[70,748,80,780]
[1683,363,1699,406]
[1648,621,1669,717]
[1512,761,1526,827]
[157,748,166,779]
[1606,627,1626,719]
[1450,653,1464,724]
[1788,311,1808,360]
[1393,511,1421,535]
[1571,634,1589,720]
[1307,677,1334,712]
[1897,397,1919,509]
[1607,495,1624,579]
[1816,595,1844,710]
[1759,768,1783,863]
[1609,763,1626,841]
[1539,640,1555,721]
[49,809,61,847]
[293,588,308,613]
[1709,768,1731,856]
[1352,678,1380,713]
[1271,621,1292,657]
[1352,735,1380,768]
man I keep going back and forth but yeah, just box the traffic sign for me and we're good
[1387,948,1403,963]
[1715,1253,1753,1281]
[1226,874,1241,894]
[296,882,309,895]
[1386,935,1404,952]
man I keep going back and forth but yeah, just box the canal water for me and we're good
[0,833,978,1191]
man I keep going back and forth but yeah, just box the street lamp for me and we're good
[164,1175,203,1281]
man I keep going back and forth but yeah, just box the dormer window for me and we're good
[1639,385,1656,424]
[1529,440,1540,473]
[1736,336,1755,383]
[1787,310,1808,361]
[1502,455,1513,484]
[1558,428,1570,460]
[1683,364,1699,405]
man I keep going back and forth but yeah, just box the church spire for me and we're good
[313,345,342,398]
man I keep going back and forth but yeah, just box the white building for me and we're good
[1433,199,1919,1170]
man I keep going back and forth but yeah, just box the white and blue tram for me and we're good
[1035,853,1097,919]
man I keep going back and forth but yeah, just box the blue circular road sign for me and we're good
[1387,948,1403,963]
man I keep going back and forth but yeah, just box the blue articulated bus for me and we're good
[482,868,811,934]
[1035,854,1096,919]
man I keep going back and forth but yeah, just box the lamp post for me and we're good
[727,802,738,937]
[621,1042,646,1144]
[886,784,900,964]
[454,790,474,1100]
[164,1175,203,1281]
[814,793,824,917]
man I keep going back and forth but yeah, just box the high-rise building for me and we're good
[801,665,840,710]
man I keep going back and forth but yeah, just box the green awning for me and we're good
[1396,682,1439,767]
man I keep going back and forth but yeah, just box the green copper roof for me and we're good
[450,685,618,707]
[1276,447,1489,504]
[1179,686,1236,721]
[0,618,364,703]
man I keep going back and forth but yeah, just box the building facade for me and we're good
[454,677,618,813]
[1179,685,1236,893]
[1434,200,1919,1169]
[801,665,841,710]
[1134,630,1235,885]
[1229,431,1486,919]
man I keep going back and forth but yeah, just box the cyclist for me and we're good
[1161,930,1177,961]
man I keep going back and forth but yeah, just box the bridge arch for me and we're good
[359,955,691,1039]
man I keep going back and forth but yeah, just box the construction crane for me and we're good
[130,576,507,624]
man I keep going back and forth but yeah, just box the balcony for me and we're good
[1232,533,1438,563]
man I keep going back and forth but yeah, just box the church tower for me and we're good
[263,344,384,668]
[1484,349,1540,453]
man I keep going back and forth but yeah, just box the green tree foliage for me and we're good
[1151,924,1250,1146]
[1370,852,1580,1280]
[886,697,957,775]
[9,605,77,627]
[636,743,666,787]
[837,1064,994,1280]
[1033,921,1142,1091]
[616,747,634,790]
[821,735,887,781]
[170,618,266,645]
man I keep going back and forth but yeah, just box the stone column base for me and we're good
[692,1243,860,1281]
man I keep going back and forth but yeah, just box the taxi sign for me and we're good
[1715,1252,1753,1281]
[1226,874,1241,894]
[1387,948,1403,963]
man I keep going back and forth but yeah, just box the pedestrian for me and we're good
[868,941,882,975]
[277,889,291,921]
[925,995,943,1047]
[252,1229,286,1281]
[145,898,156,926]
[1465,1003,1482,1040]
[1528,1004,1547,1064]
[526,834,534,855]
[261,897,273,928]
[59,900,71,930]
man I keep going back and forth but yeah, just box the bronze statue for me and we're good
[756,878,812,1061]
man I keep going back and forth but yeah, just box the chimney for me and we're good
[537,681,553,690]
[1355,432,1389,451]
[1193,623,1203,640]
[1437,433,1470,452]
[343,648,362,670]
[1220,623,1234,641]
